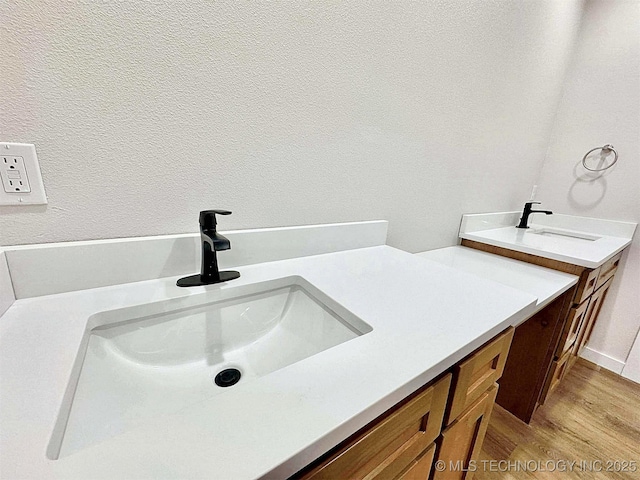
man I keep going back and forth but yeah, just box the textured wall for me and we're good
[536,0,640,364]
[1,1,583,251]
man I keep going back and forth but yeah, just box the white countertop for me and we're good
[0,245,538,480]
[416,246,578,315]
[459,212,636,268]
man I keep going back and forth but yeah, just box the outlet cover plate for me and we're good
[0,143,48,205]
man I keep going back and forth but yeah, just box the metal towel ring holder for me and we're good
[582,144,618,172]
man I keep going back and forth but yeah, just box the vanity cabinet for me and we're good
[291,328,514,480]
[573,276,614,361]
[539,348,572,401]
[293,374,451,480]
[491,286,575,422]
[461,239,626,420]
[556,298,590,357]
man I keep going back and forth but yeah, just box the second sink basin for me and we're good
[49,276,371,459]
[528,226,601,242]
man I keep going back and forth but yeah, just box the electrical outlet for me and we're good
[1,156,31,193]
[0,143,47,205]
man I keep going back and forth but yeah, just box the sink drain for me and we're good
[214,368,242,387]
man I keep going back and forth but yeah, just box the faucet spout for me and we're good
[203,230,231,251]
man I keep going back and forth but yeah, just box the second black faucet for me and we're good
[516,201,553,229]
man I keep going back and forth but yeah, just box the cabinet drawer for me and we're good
[574,267,600,305]
[297,374,451,480]
[447,328,513,424]
[540,349,571,404]
[434,383,499,480]
[595,251,622,290]
[555,299,589,357]
[362,434,433,480]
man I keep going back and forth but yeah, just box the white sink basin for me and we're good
[528,227,600,242]
[49,276,371,459]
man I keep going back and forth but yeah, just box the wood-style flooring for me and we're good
[477,359,640,480]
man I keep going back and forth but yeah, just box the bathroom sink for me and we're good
[528,227,600,242]
[49,276,371,459]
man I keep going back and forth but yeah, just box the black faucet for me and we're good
[516,202,553,229]
[177,210,240,287]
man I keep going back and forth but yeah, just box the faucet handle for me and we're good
[199,210,232,229]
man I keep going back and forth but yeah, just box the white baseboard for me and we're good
[621,328,640,384]
[622,364,640,384]
[580,346,625,375]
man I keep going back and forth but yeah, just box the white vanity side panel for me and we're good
[459,212,521,234]
[459,212,636,239]
[7,235,200,300]
[216,220,388,271]
[0,251,15,317]
[5,221,388,299]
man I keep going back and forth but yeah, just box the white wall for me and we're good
[535,0,639,365]
[0,1,583,252]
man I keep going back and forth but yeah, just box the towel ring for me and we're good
[582,144,618,172]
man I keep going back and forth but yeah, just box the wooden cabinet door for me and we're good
[556,299,590,357]
[539,349,571,404]
[574,277,613,357]
[434,384,499,480]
